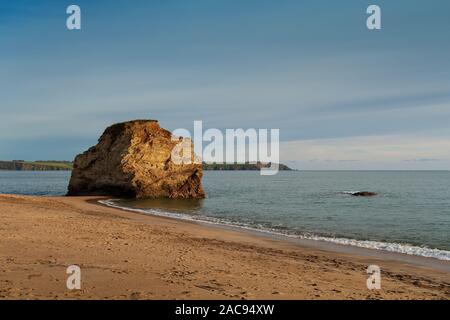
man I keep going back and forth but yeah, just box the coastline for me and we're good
[0,194,449,299]
[99,198,450,267]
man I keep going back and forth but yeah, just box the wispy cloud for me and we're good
[281,134,450,170]
[403,158,441,162]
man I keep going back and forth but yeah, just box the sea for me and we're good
[1,170,449,261]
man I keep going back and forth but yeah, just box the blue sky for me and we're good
[1,0,450,169]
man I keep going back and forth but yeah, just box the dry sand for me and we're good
[0,194,449,300]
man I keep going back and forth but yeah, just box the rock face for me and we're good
[67,120,205,199]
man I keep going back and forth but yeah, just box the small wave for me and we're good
[340,191,361,195]
[99,199,450,261]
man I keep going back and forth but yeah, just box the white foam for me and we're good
[341,191,361,195]
[99,199,450,261]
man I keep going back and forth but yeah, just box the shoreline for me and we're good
[98,198,450,271]
[1,194,449,299]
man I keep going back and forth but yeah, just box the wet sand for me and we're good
[0,194,449,299]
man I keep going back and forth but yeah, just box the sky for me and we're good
[1,0,450,169]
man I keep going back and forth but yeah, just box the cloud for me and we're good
[403,158,441,162]
[280,134,450,170]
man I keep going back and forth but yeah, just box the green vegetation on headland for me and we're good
[0,160,73,171]
[0,160,291,171]
[202,162,292,171]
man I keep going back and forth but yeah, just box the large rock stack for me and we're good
[67,120,205,199]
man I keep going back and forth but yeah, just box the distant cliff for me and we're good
[202,162,292,171]
[0,161,72,171]
[0,160,292,171]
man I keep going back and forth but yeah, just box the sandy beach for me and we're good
[0,194,449,300]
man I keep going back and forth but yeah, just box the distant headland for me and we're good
[202,162,292,171]
[0,160,73,171]
[0,160,292,171]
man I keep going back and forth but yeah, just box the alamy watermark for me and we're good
[66,5,81,30]
[66,265,81,290]
[367,5,381,30]
[366,265,381,290]
[65,4,381,31]
[171,121,280,175]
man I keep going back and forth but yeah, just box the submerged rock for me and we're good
[67,120,205,199]
[351,191,377,197]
